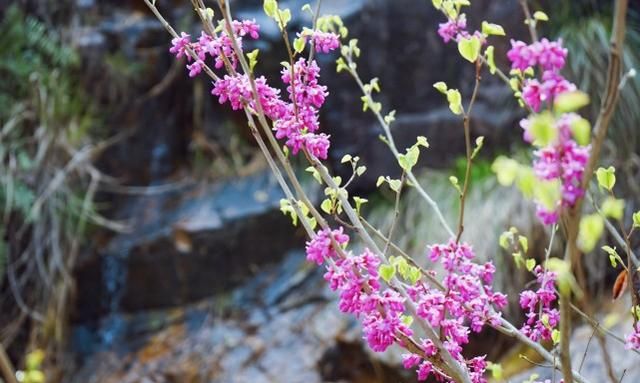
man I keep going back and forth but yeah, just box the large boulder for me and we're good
[73,171,312,323]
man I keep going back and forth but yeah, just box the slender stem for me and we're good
[384,172,405,256]
[0,343,17,383]
[518,0,539,43]
[559,288,575,383]
[345,64,455,238]
[455,61,481,243]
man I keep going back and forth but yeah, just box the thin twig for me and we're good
[455,60,481,243]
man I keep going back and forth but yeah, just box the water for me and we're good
[98,247,128,346]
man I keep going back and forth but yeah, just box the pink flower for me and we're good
[233,19,260,39]
[519,266,560,342]
[169,32,191,59]
[625,323,640,350]
[438,14,467,43]
[522,79,543,111]
[186,60,204,77]
[304,133,331,159]
[310,31,340,53]
[507,38,567,72]
[305,227,349,265]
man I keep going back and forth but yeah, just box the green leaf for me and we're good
[533,179,561,211]
[458,36,481,63]
[263,0,277,17]
[305,166,322,184]
[432,0,443,9]
[525,258,536,272]
[293,37,306,53]
[499,230,513,250]
[602,245,620,267]
[401,314,414,327]
[384,110,396,125]
[485,45,496,75]
[481,21,505,36]
[376,176,386,188]
[388,179,402,193]
[471,136,484,159]
[596,166,616,191]
[449,176,462,194]
[551,329,560,345]
[416,136,429,148]
[407,266,421,285]
[356,166,367,176]
[533,11,549,21]
[519,236,529,253]
[398,146,419,171]
[515,166,536,198]
[577,214,605,253]
[341,154,352,163]
[602,197,625,221]
[570,117,591,146]
[491,156,520,186]
[336,57,348,73]
[379,264,396,283]
[446,89,463,115]
[301,3,312,13]
[554,91,590,113]
[433,81,448,94]
[320,198,333,214]
[277,8,292,30]
[633,211,640,228]
[529,112,557,147]
[247,49,259,71]
[487,362,503,380]
[353,196,368,214]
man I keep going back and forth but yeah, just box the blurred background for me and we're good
[0,0,639,382]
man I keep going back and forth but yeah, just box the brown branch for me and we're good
[0,343,17,383]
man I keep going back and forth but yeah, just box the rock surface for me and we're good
[70,251,414,383]
[73,171,312,322]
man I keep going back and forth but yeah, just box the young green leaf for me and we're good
[525,258,536,272]
[577,214,604,253]
[485,45,496,74]
[570,117,591,146]
[293,37,306,53]
[433,81,448,94]
[601,197,625,221]
[529,112,557,147]
[533,11,549,21]
[263,0,277,17]
[458,36,481,63]
[554,91,590,113]
[379,264,396,283]
[481,21,505,36]
[596,166,616,191]
[446,89,463,115]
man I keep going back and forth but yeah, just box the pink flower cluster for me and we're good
[519,113,590,224]
[402,241,507,382]
[307,30,340,53]
[508,39,573,112]
[169,20,261,77]
[508,38,590,224]
[305,228,412,353]
[625,323,640,351]
[507,38,568,72]
[276,58,331,158]
[437,14,484,45]
[519,266,559,342]
[170,19,337,160]
[437,14,467,43]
